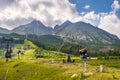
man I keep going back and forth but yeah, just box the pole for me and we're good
[4,67,9,80]
[83,60,87,72]
[26,28,27,40]
[6,42,9,53]
[18,53,20,59]
[6,42,9,62]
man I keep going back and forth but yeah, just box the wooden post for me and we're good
[100,65,103,72]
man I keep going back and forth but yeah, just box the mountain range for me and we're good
[12,20,53,35]
[0,20,119,45]
[0,27,11,34]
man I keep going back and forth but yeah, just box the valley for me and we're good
[0,20,120,80]
[0,38,120,80]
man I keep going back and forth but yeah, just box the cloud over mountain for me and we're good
[0,0,79,29]
[0,0,120,38]
[98,0,120,38]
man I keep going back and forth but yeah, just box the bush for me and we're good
[98,56,104,60]
[101,56,120,60]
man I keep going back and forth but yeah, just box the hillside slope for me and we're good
[12,20,53,35]
[56,21,119,45]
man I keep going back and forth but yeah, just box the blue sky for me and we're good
[69,0,120,17]
[0,0,120,38]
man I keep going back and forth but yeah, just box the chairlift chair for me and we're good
[79,48,87,60]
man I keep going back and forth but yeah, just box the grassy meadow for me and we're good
[0,40,120,80]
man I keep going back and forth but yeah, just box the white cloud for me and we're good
[0,0,80,29]
[0,0,120,39]
[83,5,90,9]
[111,0,120,13]
[80,12,86,15]
[98,0,120,38]
[98,13,120,38]
[82,11,100,26]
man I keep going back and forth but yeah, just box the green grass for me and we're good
[0,58,120,80]
[0,40,120,80]
[87,59,120,69]
[0,60,70,80]
[0,50,4,57]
